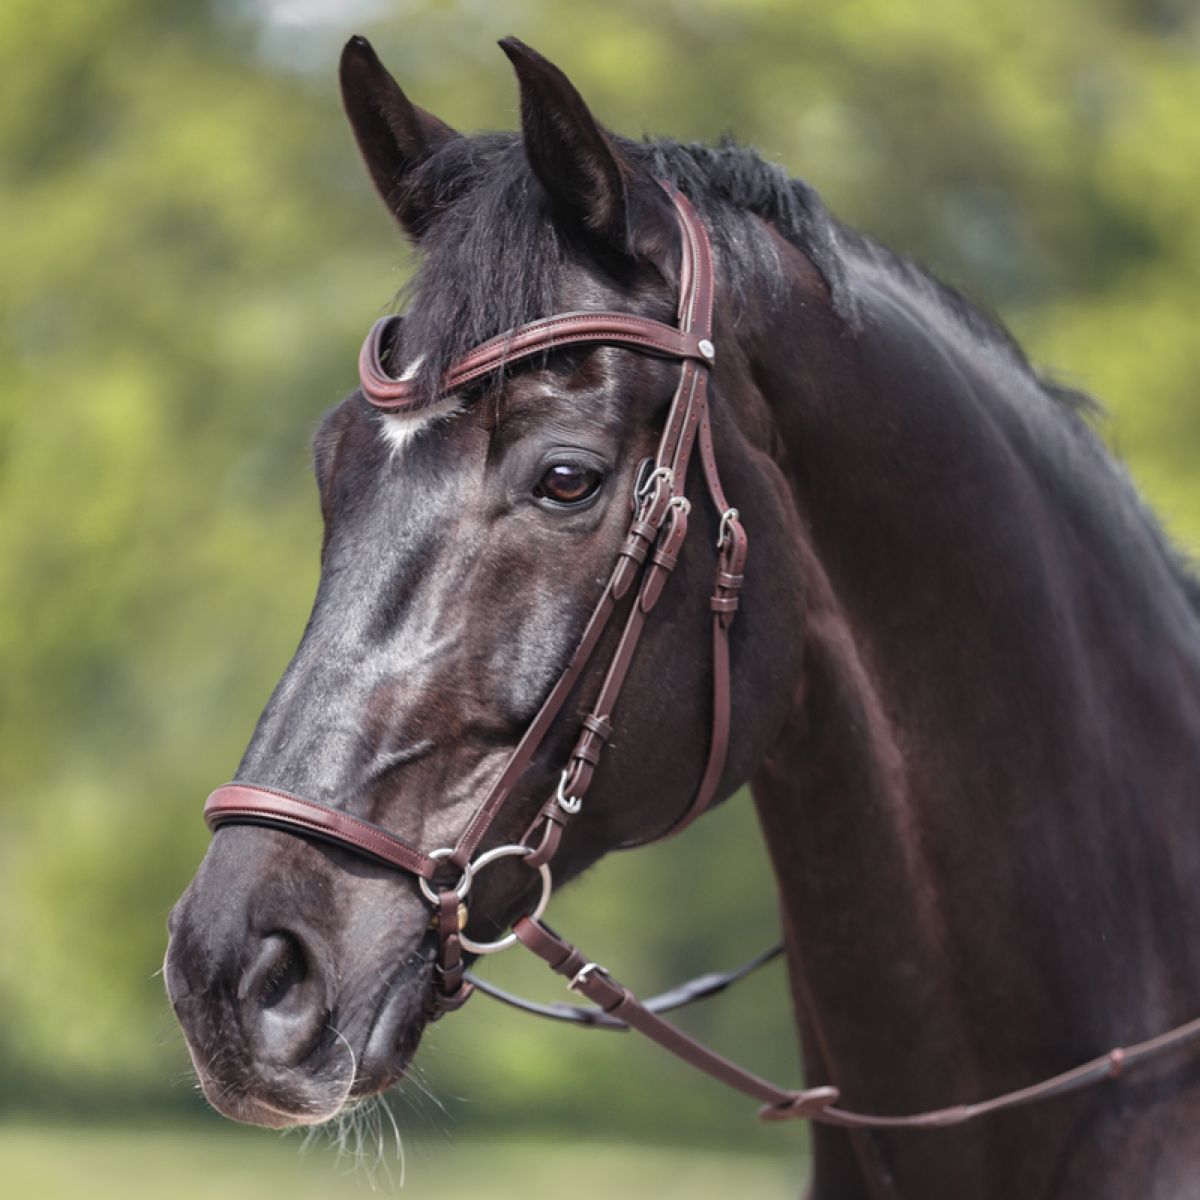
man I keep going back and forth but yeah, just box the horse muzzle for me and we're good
[164,827,435,1126]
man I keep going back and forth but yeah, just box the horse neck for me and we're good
[741,239,1200,1166]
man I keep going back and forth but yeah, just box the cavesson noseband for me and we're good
[203,182,1200,1129]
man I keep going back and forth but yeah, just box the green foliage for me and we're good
[1,0,1196,1146]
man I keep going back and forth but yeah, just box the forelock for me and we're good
[396,133,570,406]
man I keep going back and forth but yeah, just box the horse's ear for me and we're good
[339,36,458,238]
[498,38,677,269]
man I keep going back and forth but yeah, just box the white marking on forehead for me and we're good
[397,353,424,382]
[377,354,463,457]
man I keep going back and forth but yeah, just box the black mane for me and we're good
[393,132,1199,611]
[398,134,1076,405]
[395,134,854,401]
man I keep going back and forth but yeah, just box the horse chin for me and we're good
[188,1046,358,1130]
[204,1086,347,1130]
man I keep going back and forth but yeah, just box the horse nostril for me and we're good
[244,932,306,1010]
[238,932,327,1065]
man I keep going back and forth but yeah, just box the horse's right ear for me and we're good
[339,36,458,239]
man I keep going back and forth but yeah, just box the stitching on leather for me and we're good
[211,808,436,878]
[362,317,702,408]
[209,786,435,876]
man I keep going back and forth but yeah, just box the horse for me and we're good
[165,35,1200,1199]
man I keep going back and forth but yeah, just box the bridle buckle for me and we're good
[567,961,610,994]
[556,768,583,815]
[636,465,674,503]
[717,507,741,549]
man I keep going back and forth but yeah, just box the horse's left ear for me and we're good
[340,36,459,238]
[499,38,678,271]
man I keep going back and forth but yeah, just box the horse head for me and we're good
[164,37,805,1128]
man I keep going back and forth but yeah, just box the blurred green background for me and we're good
[2,0,1197,1194]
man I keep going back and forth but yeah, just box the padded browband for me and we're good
[358,305,714,410]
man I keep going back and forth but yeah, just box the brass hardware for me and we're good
[429,902,469,931]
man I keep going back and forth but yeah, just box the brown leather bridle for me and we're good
[203,182,1200,1130]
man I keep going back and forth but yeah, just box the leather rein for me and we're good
[203,182,1200,1130]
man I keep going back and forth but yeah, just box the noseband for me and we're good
[202,182,1200,1130]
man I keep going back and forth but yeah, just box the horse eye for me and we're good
[534,463,603,506]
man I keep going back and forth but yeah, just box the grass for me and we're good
[0,1119,804,1199]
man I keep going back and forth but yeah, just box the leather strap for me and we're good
[457,184,730,869]
[428,890,474,1018]
[512,918,838,1119]
[204,783,439,879]
[464,942,783,1030]
[360,312,714,411]
[511,917,1200,1129]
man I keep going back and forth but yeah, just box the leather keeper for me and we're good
[437,940,464,990]
[514,919,587,975]
[618,536,650,565]
[571,735,604,767]
[428,977,474,1019]
[534,794,568,826]
[573,971,634,1016]
[581,714,613,740]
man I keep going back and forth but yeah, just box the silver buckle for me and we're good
[636,465,673,502]
[717,507,740,549]
[556,768,583,815]
[567,962,609,994]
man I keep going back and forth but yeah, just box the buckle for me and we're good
[637,465,674,502]
[567,961,610,994]
[717,507,741,549]
[556,767,583,815]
